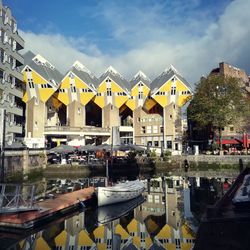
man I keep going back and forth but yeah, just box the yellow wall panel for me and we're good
[181,243,194,250]
[75,77,88,88]
[157,224,172,238]
[125,99,136,111]
[111,81,123,92]
[115,96,129,108]
[176,79,190,91]
[35,237,50,250]
[143,86,150,96]
[165,243,177,250]
[78,230,94,246]
[181,225,195,239]
[115,224,130,239]
[79,92,95,105]
[131,86,138,96]
[39,88,55,102]
[152,95,167,107]
[23,72,28,83]
[145,237,153,249]
[32,71,47,84]
[57,93,70,105]
[98,82,106,92]
[94,225,105,238]
[22,92,28,103]
[96,243,107,250]
[60,77,70,88]
[55,230,67,246]
[159,80,172,92]
[127,218,138,232]
[94,96,105,108]
[144,98,157,110]
[52,96,63,109]
[133,236,141,248]
[178,95,192,107]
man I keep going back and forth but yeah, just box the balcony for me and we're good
[44,126,110,136]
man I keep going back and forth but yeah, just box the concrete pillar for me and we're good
[67,101,85,127]
[23,149,29,174]
[26,99,45,138]
[102,104,120,128]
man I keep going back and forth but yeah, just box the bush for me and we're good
[150,149,157,158]
[163,150,171,161]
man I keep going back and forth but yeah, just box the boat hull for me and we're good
[97,180,145,206]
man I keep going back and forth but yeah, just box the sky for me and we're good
[4,0,250,86]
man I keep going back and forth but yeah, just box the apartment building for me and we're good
[22,51,192,154]
[212,62,250,149]
[189,62,250,150]
[0,0,24,146]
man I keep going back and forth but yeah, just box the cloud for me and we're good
[20,0,250,87]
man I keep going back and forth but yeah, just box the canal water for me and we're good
[0,172,236,250]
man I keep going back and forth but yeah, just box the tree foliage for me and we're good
[188,75,250,148]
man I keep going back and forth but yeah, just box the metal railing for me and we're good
[0,184,38,213]
[44,125,110,133]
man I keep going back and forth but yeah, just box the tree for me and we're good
[188,75,250,150]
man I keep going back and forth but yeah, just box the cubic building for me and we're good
[0,0,24,146]
[22,51,192,154]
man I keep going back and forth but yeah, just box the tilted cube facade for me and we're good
[22,51,192,154]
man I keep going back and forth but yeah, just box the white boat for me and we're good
[232,174,250,204]
[96,180,145,206]
[97,195,145,225]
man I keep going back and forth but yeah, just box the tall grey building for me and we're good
[0,0,24,146]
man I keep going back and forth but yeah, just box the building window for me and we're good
[230,126,234,132]
[154,141,159,147]
[96,92,101,96]
[106,78,111,83]
[156,91,165,95]
[146,126,152,134]
[107,87,112,96]
[25,67,32,72]
[138,91,143,99]
[167,141,172,149]
[70,85,76,92]
[171,86,176,95]
[153,125,158,133]
[141,126,146,134]
[0,69,3,81]
[175,143,179,150]
[28,80,34,88]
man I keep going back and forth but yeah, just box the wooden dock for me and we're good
[0,186,95,231]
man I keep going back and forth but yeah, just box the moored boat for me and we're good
[96,180,145,206]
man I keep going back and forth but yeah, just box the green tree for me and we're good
[188,75,250,150]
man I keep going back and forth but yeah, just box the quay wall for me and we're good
[3,149,47,175]
[171,155,250,164]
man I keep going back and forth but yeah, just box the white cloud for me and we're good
[20,0,250,87]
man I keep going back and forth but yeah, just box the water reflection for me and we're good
[0,174,235,250]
